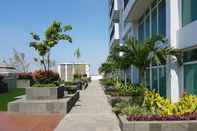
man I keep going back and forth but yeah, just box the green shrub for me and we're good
[112,101,129,114]
[64,81,75,86]
[32,83,57,88]
[73,74,82,80]
[131,84,147,105]
[112,101,150,116]
[32,70,59,84]
[100,78,114,86]
[114,81,133,96]
[121,105,150,116]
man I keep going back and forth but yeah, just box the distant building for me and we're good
[0,64,17,89]
[57,63,90,81]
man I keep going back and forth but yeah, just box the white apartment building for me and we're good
[57,63,90,81]
[108,0,197,102]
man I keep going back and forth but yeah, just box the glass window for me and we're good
[182,0,197,26]
[152,68,158,91]
[145,69,150,88]
[184,64,197,95]
[159,67,166,97]
[145,15,150,39]
[138,22,144,42]
[183,48,197,62]
[151,8,158,36]
[158,0,166,36]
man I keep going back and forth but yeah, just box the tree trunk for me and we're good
[42,56,47,72]
[139,67,145,84]
[47,52,50,71]
[124,69,127,85]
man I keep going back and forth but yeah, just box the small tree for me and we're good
[3,49,30,73]
[30,21,72,71]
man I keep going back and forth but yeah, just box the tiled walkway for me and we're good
[55,81,121,131]
[0,112,63,131]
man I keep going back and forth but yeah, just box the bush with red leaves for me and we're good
[32,70,60,84]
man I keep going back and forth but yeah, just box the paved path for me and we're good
[55,81,121,131]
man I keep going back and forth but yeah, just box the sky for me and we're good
[0,0,109,75]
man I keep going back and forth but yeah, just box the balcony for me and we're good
[109,0,120,23]
[109,23,120,47]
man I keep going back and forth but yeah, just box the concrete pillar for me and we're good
[166,0,181,102]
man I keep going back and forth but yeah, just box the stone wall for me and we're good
[17,79,30,88]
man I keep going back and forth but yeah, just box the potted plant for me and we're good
[26,70,64,100]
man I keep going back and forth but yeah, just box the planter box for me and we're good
[8,91,80,115]
[26,86,64,100]
[119,115,197,131]
[17,79,30,88]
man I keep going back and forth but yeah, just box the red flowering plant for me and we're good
[32,70,60,84]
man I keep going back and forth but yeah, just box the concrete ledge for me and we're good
[8,91,80,115]
[26,87,64,100]
[17,79,30,88]
[119,115,197,131]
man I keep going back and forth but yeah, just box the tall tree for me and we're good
[74,48,81,75]
[74,48,81,62]
[30,21,72,71]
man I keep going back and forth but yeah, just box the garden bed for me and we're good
[119,115,197,131]
[8,91,80,115]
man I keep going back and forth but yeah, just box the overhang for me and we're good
[127,0,154,22]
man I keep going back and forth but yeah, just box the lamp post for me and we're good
[119,51,127,85]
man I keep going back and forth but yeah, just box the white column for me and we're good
[166,0,181,102]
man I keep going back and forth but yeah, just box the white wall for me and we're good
[177,20,197,49]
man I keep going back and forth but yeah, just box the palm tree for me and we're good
[122,35,179,83]
[74,48,81,77]
[74,48,81,62]
[99,44,130,82]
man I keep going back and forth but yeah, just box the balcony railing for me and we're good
[124,0,129,9]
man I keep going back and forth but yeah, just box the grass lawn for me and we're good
[0,88,25,111]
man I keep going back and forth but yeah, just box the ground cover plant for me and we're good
[0,88,25,111]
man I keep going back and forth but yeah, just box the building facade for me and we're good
[57,63,90,81]
[107,0,197,102]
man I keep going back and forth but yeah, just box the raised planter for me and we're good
[8,91,80,115]
[26,86,64,100]
[119,115,197,131]
[17,79,30,88]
